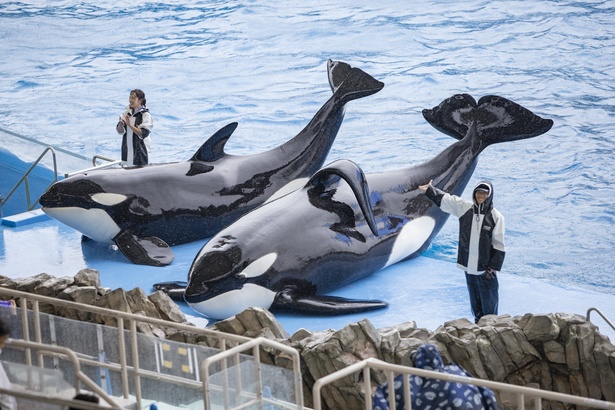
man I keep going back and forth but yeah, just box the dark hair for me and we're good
[130,89,147,107]
[70,393,100,409]
[0,317,10,338]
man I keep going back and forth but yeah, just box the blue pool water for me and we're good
[1,1,614,336]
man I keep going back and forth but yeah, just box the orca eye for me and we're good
[240,253,277,278]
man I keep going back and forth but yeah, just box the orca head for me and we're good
[184,238,278,320]
[40,176,130,243]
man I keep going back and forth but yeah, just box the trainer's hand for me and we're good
[418,179,433,192]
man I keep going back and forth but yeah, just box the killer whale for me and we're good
[155,94,553,319]
[39,60,384,266]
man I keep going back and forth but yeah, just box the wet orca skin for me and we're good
[157,94,553,319]
[39,60,384,266]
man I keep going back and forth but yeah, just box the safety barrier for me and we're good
[312,357,615,410]
[2,339,118,409]
[587,306,615,333]
[0,146,58,214]
[0,126,121,218]
[201,336,303,409]
[0,287,303,409]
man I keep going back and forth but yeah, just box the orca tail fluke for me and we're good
[421,93,477,141]
[422,94,554,153]
[327,59,352,93]
[334,64,385,105]
[475,95,554,147]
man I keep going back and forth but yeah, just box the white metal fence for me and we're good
[312,357,615,410]
[0,287,304,409]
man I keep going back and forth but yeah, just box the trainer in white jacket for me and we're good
[420,180,505,323]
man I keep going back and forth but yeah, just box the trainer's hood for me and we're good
[473,180,494,213]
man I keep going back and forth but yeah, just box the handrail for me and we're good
[587,307,615,332]
[0,127,121,215]
[0,287,255,408]
[0,287,251,345]
[201,336,304,410]
[312,357,615,410]
[0,386,114,410]
[93,154,119,166]
[6,339,121,408]
[0,146,58,212]
[64,158,122,178]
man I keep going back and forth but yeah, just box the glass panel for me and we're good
[208,356,299,410]
[3,361,75,410]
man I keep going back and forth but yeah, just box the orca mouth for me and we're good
[186,284,276,320]
[184,273,246,303]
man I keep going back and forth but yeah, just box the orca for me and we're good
[39,60,384,266]
[155,94,553,319]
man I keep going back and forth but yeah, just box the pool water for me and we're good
[1,0,614,337]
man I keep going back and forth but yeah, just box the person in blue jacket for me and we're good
[372,343,499,410]
[116,89,153,166]
[419,180,505,324]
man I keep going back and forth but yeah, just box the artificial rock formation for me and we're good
[0,270,192,338]
[208,308,615,409]
[1,270,614,409]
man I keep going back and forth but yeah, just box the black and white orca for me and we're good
[155,94,553,319]
[39,60,384,266]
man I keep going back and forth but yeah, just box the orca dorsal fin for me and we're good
[305,159,379,236]
[190,122,238,162]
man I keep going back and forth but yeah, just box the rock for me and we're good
[125,288,165,338]
[521,313,561,342]
[73,268,101,287]
[290,328,313,343]
[148,291,189,324]
[15,273,53,294]
[93,288,130,327]
[543,340,566,364]
[56,285,98,321]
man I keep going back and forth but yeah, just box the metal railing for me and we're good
[65,154,122,178]
[0,287,303,410]
[587,307,615,333]
[0,126,122,217]
[201,336,304,410]
[0,146,58,213]
[312,357,615,410]
[4,339,120,409]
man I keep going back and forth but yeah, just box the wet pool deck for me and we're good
[2,211,614,340]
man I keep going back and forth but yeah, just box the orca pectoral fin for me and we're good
[152,281,187,300]
[114,230,175,267]
[272,289,388,315]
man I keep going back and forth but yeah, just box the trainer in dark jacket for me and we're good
[419,180,506,323]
